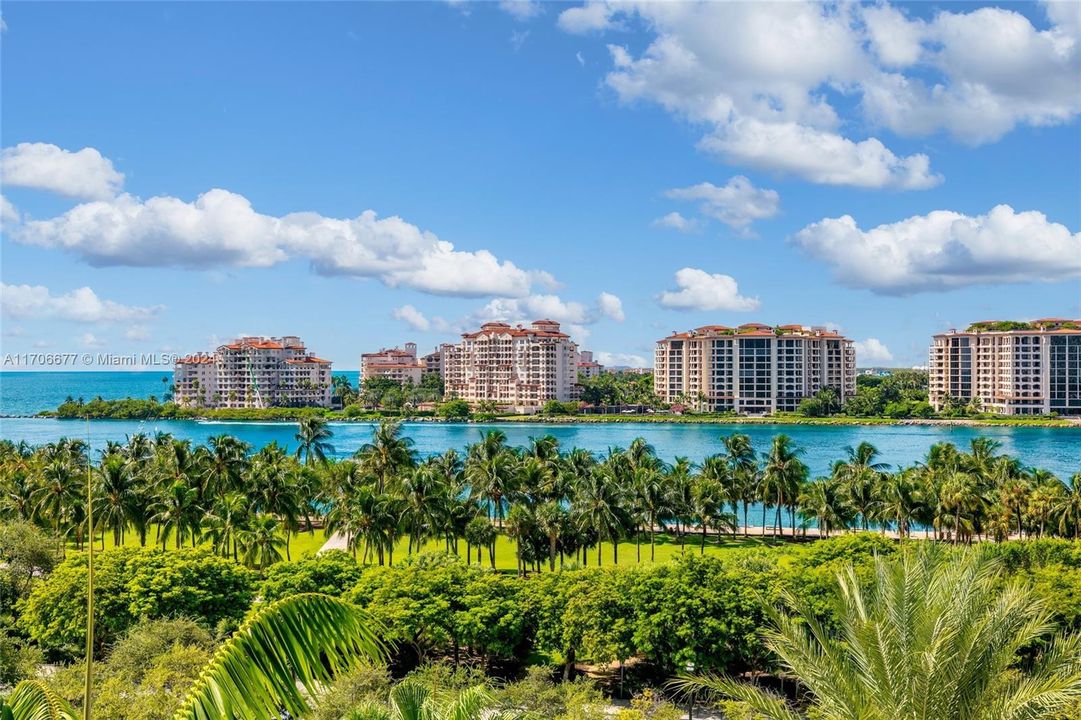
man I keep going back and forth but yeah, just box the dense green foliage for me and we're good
[577,372,660,408]
[20,547,252,657]
[684,547,1081,719]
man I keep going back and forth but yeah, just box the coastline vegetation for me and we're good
[2,420,1081,717]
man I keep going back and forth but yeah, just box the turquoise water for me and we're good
[0,370,358,416]
[0,417,1076,479]
[0,372,1077,478]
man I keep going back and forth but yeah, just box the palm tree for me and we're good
[466,431,516,528]
[535,500,567,570]
[872,468,920,538]
[632,463,668,561]
[689,474,734,552]
[723,433,758,536]
[32,456,81,550]
[152,479,201,549]
[204,491,250,561]
[834,442,886,531]
[573,466,627,566]
[239,513,288,569]
[357,421,416,493]
[204,434,250,497]
[680,547,1081,720]
[1057,472,1081,539]
[761,435,808,537]
[798,476,851,538]
[295,417,335,467]
[94,452,136,547]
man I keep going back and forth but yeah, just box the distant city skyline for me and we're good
[1,1,1078,371]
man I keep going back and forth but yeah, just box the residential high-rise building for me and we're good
[577,350,604,380]
[174,336,332,408]
[653,323,856,414]
[444,319,582,411]
[929,319,1081,416]
[361,343,425,386]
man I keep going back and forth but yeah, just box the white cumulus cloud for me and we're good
[596,351,649,369]
[499,0,542,20]
[597,292,625,322]
[562,1,1081,187]
[658,268,760,311]
[792,204,1081,295]
[2,142,124,200]
[664,176,780,230]
[651,211,700,233]
[1,283,164,323]
[853,338,895,364]
[14,185,546,299]
[558,1,619,33]
[392,304,431,332]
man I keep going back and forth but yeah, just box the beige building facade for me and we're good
[444,319,582,411]
[929,319,1081,416]
[174,336,332,408]
[654,323,856,414]
[361,343,425,386]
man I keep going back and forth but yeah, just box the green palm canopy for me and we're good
[680,547,1081,720]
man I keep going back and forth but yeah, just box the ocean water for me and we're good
[0,372,1077,478]
[0,370,359,416]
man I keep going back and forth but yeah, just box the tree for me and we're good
[437,399,471,420]
[573,466,628,566]
[94,453,137,547]
[466,431,516,528]
[723,434,758,536]
[295,417,335,467]
[239,513,288,569]
[357,421,417,493]
[761,435,808,537]
[834,442,886,531]
[797,477,851,538]
[681,547,1081,720]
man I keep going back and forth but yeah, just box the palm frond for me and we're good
[2,680,77,720]
[670,673,804,720]
[173,593,387,720]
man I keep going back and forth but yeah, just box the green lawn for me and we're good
[78,524,796,572]
[80,523,326,562]
[364,530,796,572]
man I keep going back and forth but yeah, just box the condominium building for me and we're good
[577,350,604,380]
[654,323,856,414]
[174,336,332,408]
[444,319,582,411]
[421,344,457,380]
[929,319,1081,416]
[361,343,425,386]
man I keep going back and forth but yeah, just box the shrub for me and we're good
[258,550,364,603]
[21,547,253,658]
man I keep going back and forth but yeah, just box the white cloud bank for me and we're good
[596,351,649,369]
[664,176,780,230]
[561,1,1081,188]
[5,142,554,299]
[793,204,1081,295]
[1,283,163,323]
[658,268,759,312]
[853,338,894,364]
[2,142,124,200]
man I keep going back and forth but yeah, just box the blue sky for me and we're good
[1,0,1078,370]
